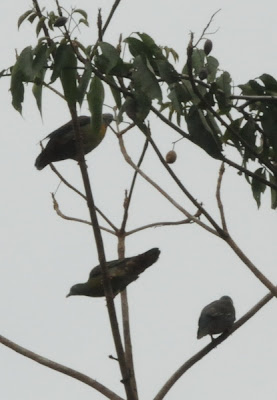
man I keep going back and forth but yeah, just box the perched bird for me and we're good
[66,248,160,298]
[35,113,113,170]
[197,296,236,340]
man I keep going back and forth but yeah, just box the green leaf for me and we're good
[98,42,121,74]
[106,76,122,109]
[137,33,164,59]
[77,63,92,106]
[222,118,243,147]
[18,10,33,29]
[87,76,104,135]
[32,68,46,114]
[10,46,34,113]
[168,83,191,113]
[260,104,277,154]
[206,56,219,82]
[72,8,88,20]
[132,55,162,101]
[10,69,24,113]
[78,18,89,27]
[125,37,147,58]
[259,73,277,93]
[251,168,266,208]
[215,71,232,113]
[28,12,38,24]
[191,49,205,75]
[121,91,151,123]
[51,44,77,105]
[155,59,178,84]
[32,43,48,75]
[17,46,34,81]
[240,119,257,161]
[36,16,46,36]
[186,106,223,159]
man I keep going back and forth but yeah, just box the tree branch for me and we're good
[48,160,118,232]
[0,334,124,400]
[117,134,219,237]
[126,214,201,236]
[120,138,149,233]
[51,193,116,235]
[216,162,227,231]
[69,106,135,400]
[153,288,274,400]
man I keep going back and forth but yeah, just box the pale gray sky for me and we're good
[1,1,277,399]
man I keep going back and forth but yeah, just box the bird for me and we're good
[35,113,113,170]
[66,248,160,298]
[197,296,236,340]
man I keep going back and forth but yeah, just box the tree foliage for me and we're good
[2,2,277,400]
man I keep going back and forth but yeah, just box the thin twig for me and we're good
[48,159,118,232]
[126,215,200,236]
[51,193,116,235]
[120,138,149,232]
[143,125,226,237]
[101,0,122,36]
[0,334,124,400]
[32,0,53,46]
[117,135,219,237]
[194,9,221,47]
[216,162,227,231]
[153,288,274,400]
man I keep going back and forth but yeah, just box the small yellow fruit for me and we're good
[166,150,177,164]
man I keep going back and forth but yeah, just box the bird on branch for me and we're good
[66,248,160,298]
[197,295,236,340]
[35,113,113,170]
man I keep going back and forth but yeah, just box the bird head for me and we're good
[219,295,233,304]
[66,283,87,298]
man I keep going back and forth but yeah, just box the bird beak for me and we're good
[66,293,71,298]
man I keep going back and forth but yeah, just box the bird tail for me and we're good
[35,150,49,170]
[130,248,160,275]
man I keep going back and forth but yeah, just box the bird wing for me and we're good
[88,258,131,279]
[45,116,90,141]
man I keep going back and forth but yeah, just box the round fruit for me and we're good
[204,39,213,55]
[166,150,177,164]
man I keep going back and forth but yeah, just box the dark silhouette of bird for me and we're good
[35,113,113,170]
[197,296,236,339]
[66,248,160,298]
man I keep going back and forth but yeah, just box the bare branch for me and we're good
[126,214,201,236]
[194,9,221,47]
[120,138,149,232]
[154,289,274,400]
[144,126,226,237]
[69,106,135,400]
[47,159,118,232]
[51,193,116,235]
[117,134,219,237]
[0,334,124,400]
[101,0,123,36]
[216,162,227,231]
[225,235,277,297]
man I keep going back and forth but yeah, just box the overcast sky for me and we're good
[1,1,277,399]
